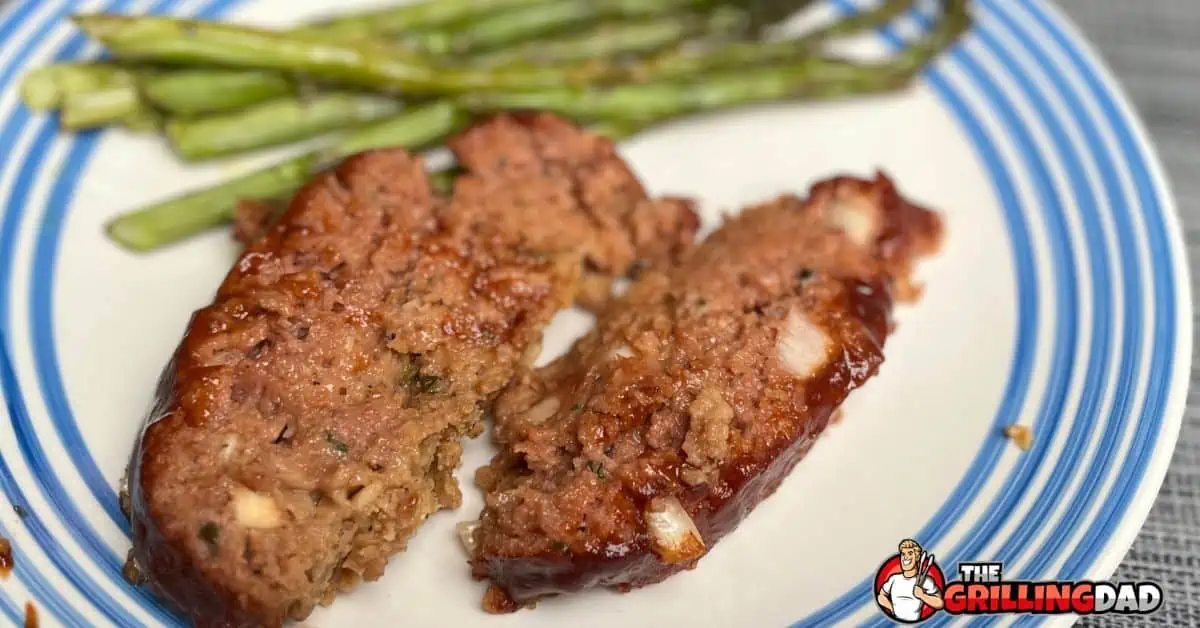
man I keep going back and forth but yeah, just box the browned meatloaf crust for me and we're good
[465,173,943,612]
[124,114,699,628]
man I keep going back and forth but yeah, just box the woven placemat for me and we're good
[1054,1,1200,626]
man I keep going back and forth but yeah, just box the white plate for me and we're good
[0,1,1189,626]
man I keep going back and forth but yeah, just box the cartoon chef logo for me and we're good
[874,539,946,623]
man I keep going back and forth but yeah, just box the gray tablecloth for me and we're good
[1054,1,1200,626]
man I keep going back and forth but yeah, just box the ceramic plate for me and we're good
[0,0,1189,626]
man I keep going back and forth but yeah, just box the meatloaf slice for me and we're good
[465,174,943,611]
[125,116,700,628]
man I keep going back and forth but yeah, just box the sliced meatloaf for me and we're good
[465,173,943,611]
[124,114,699,628]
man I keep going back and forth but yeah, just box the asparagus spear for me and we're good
[20,62,136,110]
[324,99,465,158]
[142,6,747,123]
[38,1,562,115]
[60,84,157,131]
[73,14,615,94]
[462,59,903,122]
[411,0,722,55]
[106,154,317,252]
[141,69,296,115]
[106,101,467,252]
[32,63,161,131]
[74,0,931,98]
[38,0,543,115]
[41,0,828,120]
[294,0,555,39]
[50,10,739,136]
[464,0,967,121]
[472,8,748,66]
[165,93,403,161]
[625,0,918,82]
[42,5,724,117]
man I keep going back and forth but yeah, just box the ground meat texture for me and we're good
[238,113,699,299]
[467,174,943,611]
[126,114,702,626]
[446,112,700,307]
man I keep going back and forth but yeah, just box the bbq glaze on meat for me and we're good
[123,114,699,628]
[466,174,943,611]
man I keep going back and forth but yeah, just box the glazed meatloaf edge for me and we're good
[123,114,700,628]
[465,173,943,612]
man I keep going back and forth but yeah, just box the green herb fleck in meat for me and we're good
[324,431,349,455]
[586,460,607,479]
[570,403,584,415]
[411,371,443,394]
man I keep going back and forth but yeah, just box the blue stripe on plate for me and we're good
[904,11,1107,625]
[0,333,97,626]
[1017,0,1178,583]
[0,2,63,621]
[0,577,20,625]
[1011,0,1183,620]
[0,1,145,623]
[0,2,240,625]
[884,1,1176,624]
[818,4,1100,626]
[901,0,1087,597]
[797,3,1047,624]
[921,5,1132,626]
[975,0,1138,589]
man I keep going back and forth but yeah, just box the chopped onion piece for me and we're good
[827,196,881,247]
[232,487,283,529]
[645,496,704,564]
[457,520,481,556]
[778,310,832,377]
[525,397,561,425]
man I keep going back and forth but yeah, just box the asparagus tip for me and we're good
[19,77,60,111]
